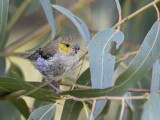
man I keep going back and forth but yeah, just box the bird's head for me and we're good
[58,35,80,56]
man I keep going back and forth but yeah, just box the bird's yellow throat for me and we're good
[58,43,69,54]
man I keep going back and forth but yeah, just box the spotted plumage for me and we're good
[25,36,80,82]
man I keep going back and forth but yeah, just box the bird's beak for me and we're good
[74,45,80,54]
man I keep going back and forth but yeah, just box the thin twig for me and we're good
[83,102,89,118]
[153,3,160,20]
[114,0,122,30]
[64,94,149,102]
[90,100,96,120]
[119,98,125,120]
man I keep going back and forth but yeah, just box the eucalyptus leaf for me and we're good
[141,92,160,120]
[7,62,24,80]
[150,58,160,92]
[60,100,83,120]
[52,5,90,45]
[40,0,56,39]
[28,104,55,120]
[88,29,124,118]
[62,20,160,98]
[0,76,60,101]
[0,0,9,50]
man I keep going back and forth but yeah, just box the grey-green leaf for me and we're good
[62,20,160,98]
[89,29,124,89]
[0,100,21,120]
[141,92,160,120]
[0,76,60,101]
[114,20,160,94]
[0,0,9,50]
[52,5,90,45]
[28,104,55,120]
[150,59,160,92]
[88,29,124,118]
[40,0,56,39]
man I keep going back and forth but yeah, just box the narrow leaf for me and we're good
[10,98,30,119]
[61,100,83,120]
[142,93,160,120]
[52,5,90,45]
[40,0,56,39]
[114,20,160,93]
[7,62,24,80]
[0,57,5,75]
[150,58,160,92]
[0,76,60,101]
[28,104,55,120]
[0,0,9,50]
[115,0,121,17]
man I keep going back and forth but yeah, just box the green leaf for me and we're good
[28,104,55,120]
[0,57,6,75]
[10,98,30,119]
[62,20,160,98]
[52,5,90,45]
[141,93,160,120]
[76,68,91,86]
[61,68,91,120]
[33,99,51,110]
[0,0,9,50]
[0,76,60,101]
[150,59,160,92]
[40,0,56,39]
[60,100,83,120]
[114,20,160,92]
[7,62,24,80]
[0,100,21,120]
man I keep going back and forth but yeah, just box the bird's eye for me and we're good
[65,44,70,47]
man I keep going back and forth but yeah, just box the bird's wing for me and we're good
[41,39,58,57]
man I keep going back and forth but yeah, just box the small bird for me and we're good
[23,35,80,92]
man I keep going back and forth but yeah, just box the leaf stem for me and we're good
[153,3,160,20]
[119,99,125,120]
[114,0,122,30]
[63,94,149,102]
[83,102,89,118]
